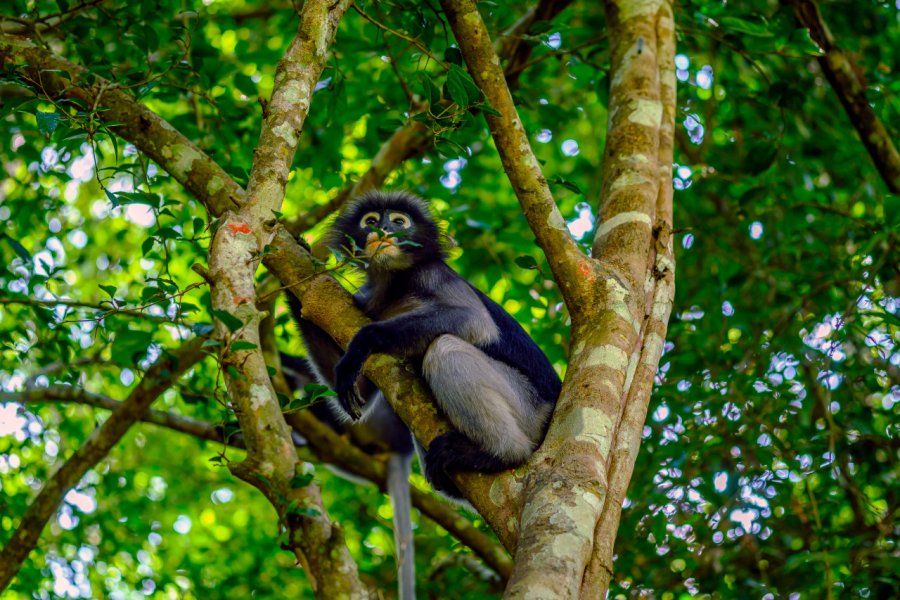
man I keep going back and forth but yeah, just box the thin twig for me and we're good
[350,2,443,65]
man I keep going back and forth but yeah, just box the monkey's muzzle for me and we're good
[365,233,403,260]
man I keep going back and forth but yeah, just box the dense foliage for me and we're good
[0,0,897,597]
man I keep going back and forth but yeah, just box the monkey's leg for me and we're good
[421,334,551,497]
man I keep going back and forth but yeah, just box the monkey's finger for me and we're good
[348,384,364,419]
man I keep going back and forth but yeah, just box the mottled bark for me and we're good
[0,338,208,591]
[440,0,589,311]
[439,0,676,597]
[202,0,369,596]
[582,2,677,594]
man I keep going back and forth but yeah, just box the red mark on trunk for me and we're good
[228,223,252,235]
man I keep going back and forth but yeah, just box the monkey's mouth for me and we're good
[365,234,403,261]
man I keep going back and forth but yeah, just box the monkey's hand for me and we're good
[334,351,366,420]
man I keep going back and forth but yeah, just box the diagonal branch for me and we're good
[0,35,244,216]
[3,386,239,447]
[439,0,588,311]
[0,337,209,591]
[789,0,900,193]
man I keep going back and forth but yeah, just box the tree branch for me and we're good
[789,0,900,193]
[4,386,245,448]
[439,0,588,311]
[0,34,244,216]
[0,337,209,591]
[0,297,177,323]
[285,112,432,236]
[497,0,574,87]
[8,385,514,579]
[285,0,576,235]
[493,0,677,595]
[203,1,370,596]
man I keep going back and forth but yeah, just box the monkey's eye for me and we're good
[389,213,411,229]
[360,212,380,228]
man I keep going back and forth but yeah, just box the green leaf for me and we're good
[303,383,336,402]
[480,101,502,117]
[434,135,469,158]
[233,73,257,97]
[141,236,156,255]
[782,27,825,56]
[720,16,774,37]
[444,47,463,65]
[290,473,314,489]
[134,26,160,54]
[212,309,244,333]
[156,227,180,240]
[105,189,120,207]
[446,65,473,108]
[230,340,258,351]
[99,284,117,298]
[446,64,482,108]
[549,176,583,194]
[36,109,60,136]
[111,330,154,365]
[528,20,554,35]
[743,141,777,175]
[116,191,160,206]
[1,234,32,263]
[416,73,440,109]
[514,255,539,270]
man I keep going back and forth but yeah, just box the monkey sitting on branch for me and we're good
[289,190,561,500]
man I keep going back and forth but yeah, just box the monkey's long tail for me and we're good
[387,452,415,600]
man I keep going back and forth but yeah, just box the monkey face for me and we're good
[328,191,445,270]
[360,211,415,269]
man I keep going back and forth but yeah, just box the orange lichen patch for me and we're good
[228,222,252,235]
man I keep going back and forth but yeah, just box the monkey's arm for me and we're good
[334,305,476,418]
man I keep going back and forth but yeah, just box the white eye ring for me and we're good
[388,212,411,228]
[360,212,380,228]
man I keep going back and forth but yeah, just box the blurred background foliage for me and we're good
[0,0,897,598]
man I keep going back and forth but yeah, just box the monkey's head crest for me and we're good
[327,191,445,271]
